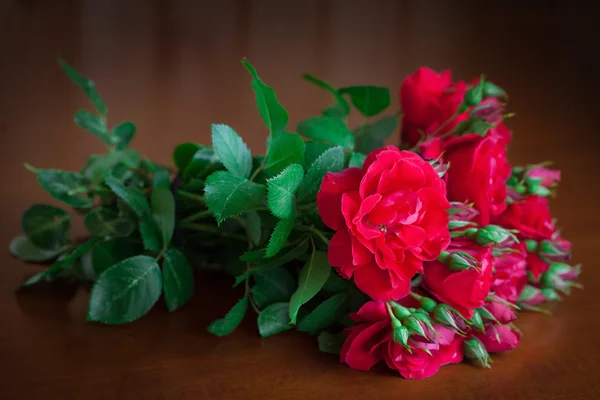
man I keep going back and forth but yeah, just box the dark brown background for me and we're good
[1,1,599,399]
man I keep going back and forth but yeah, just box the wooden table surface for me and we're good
[1,1,599,399]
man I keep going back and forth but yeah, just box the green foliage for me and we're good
[104,177,150,217]
[207,296,248,337]
[22,204,70,250]
[162,249,195,312]
[304,140,333,167]
[317,331,346,354]
[297,147,345,203]
[10,236,62,262]
[266,213,296,258]
[83,207,135,238]
[251,267,296,308]
[264,132,305,177]
[151,187,175,249]
[204,171,266,224]
[258,302,293,338]
[183,147,220,181]
[354,115,398,154]
[297,117,355,150]
[303,74,350,118]
[267,164,304,219]
[111,121,136,150]
[91,238,141,276]
[245,210,262,246]
[28,167,93,208]
[242,60,289,136]
[297,292,348,333]
[87,255,162,324]
[211,124,253,178]
[59,58,107,115]
[348,152,367,168]
[289,250,331,324]
[338,86,391,117]
[173,143,201,172]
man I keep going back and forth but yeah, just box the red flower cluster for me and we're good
[316,67,579,379]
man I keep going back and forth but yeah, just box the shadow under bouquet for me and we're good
[11,60,581,380]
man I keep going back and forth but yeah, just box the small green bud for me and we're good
[420,297,437,313]
[390,302,411,320]
[392,325,410,348]
[447,251,479,271]
[538,240,568,258]
[542,288,561,302]
[411,312,440,339]
[517,284,543,303]
[465,82,484,106]
[404,315,427,338]
[448,220,475,230]
[524,239,538,253]
[477,307,497,322]
[391,316,403,330]
[469,310,485,332]
[464,337,492,368]
[482,81,507,99]
[433,304,462,331]
[471,224,512,246]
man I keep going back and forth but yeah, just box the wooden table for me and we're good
[1,1,599,398]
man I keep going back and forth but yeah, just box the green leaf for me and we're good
[254,238,310,271]
[289,250,331,324]
[21,237,102,287]
[87,255,162,324]
[354,115,398,154]
[139,215,162,253]
[322,271,351,293]
[303,74,350,116]
[162,249,195,312]
[183,146,220,181]
[348,152,367,168]
[22,204,70,250]
[323,103,348,119]
[267,164,304,219]
[204,171,266,225]
[251,267,296,308]
[9,236,62,262]
[111,121,136,150]
[258,302,293,338]
[264,132,306,177]
[338,86,391,117]
[152,169,171,190]
[211,124,252,178]
[74,110,109,144]
[104,176,150,217]
[242,60,289,135]
[91,238,141,276]
[30,168,93,208]
[245,210,262,246]
[151,187,175,249]
[173,143,200,172]
[266,212,296,258]
[297,292,348,333]
[317,331,346,354]
[297,117,354,150]
[58,58,107,115]
[304,140,333,168]
[207,296,248,337]
[83,208,135,238]
[297,146,345,203]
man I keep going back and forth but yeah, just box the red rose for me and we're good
[340,301,464,380]
[485,302,517,324]
[491,243,527,303]
[494,195,554,240]
[526,252,550,280]
[400,67,467,148]
[475,325,520,353]
[444,134,511,225]
[423,245,493,318]
[318,147,450,301]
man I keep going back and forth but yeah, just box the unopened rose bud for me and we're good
[411,311,440,341]
[482,81,507,100]
[433,304,465,332]
[542,288,561,302]
[404,315,428,338]
[464,336,492,368]
[448,220,476,230]
[470,225,515,246]
[524,239,538,253]
[517,284,545,306]
[476,307,498,323]
[392,325,410,349]
[465,81,484,106]
[470,310,485,332]
[390,302,411,320]
[447,251,479,271]
[538,240,569,261]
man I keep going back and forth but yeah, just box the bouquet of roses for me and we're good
[11,60,581,380]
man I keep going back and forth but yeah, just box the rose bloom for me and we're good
[400,67,467,148]
[423,244,493,318]
[491,243,527,303]
[317,146,450,301]
[475,324,520,353]
[494,195,554,240]
[443,133,512,225]
[340,301,464,380]
[485,301,517,325]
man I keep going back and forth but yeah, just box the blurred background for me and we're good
[1,1,600,397]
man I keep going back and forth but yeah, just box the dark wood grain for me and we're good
[1,1,599,399]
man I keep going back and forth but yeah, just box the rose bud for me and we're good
[475,325,520,353]
[526,166,560,188]
[464,80,484,106]
[393,325,410,350]
[469,309,485,332]
[446,251,480,271]
[433,303,467,333]
[484,302,517,324]
[464,336,492,368]
[448,201,480,222]
[538,240,570,262]
[517,284,546,307]
[410,292,438,313]
[482,81,507,100]
[470,224,516,246]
